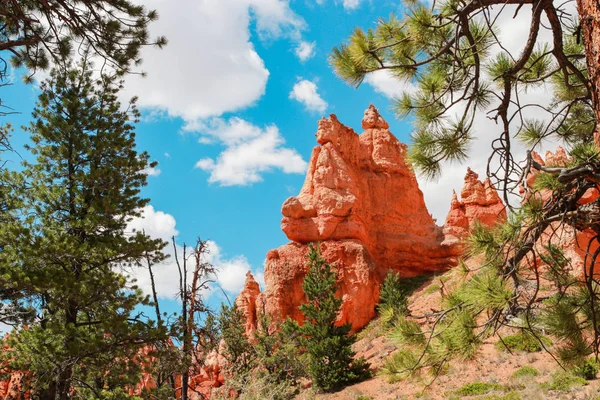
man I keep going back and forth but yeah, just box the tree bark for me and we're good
[576,0,600,146]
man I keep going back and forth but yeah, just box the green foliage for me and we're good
[330,0,600,385]
[2,0,166,76]
[380,349,421,382]
[541,372,588,391]
[213,369,297,400]
[453,382,504,396]
[0,60,167,398]
[478,393,522,400]
[532,172,563,191]
[254,314,306,386]
[511,366,540,379]
[378,272,430,322]
[495,332,552,353]
[218,304,256,377]
[573,358,599,380]
[296,243,370,392]
[388,317,425,347]
[541,291,592,365]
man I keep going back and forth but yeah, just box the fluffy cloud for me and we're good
[124,0,305,125]
[194,118,308,186]
[289,79,328,114]
[342,0,361,10]
[124,206,263,300]
[364,70,416,99]
[295,41,316,62]
[141,166,162,176]
[314,0,361,10]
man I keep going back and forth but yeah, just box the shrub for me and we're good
[542,372,588,391]
[378,272,430,319]
[380,349,421,383]
[511,366,539,379]
[573,358,599,380]
[495,332,551,353]
[454,382,504,396]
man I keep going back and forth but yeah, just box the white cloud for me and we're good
[314,0,361,10]
[141,166,161,177]
[342,0,361,10]
[0,322,10,336]
[295,41,316,62]
[127,205,179,239]
[124,206,263,300]
[364,70,416,99]
[289,79,328,114]
[194,118,307,186]
[123,0,306,125]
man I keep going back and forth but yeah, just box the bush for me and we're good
[495,332,551,353]
[454,382,504,396]
[378,272,430,322]
[573,358,599,380]
[542,372,588,391]
[380,349,421,383]
[511,366,539,379]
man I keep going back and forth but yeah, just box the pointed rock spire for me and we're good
[361,104,389,130]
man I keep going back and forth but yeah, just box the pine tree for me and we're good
[297,244,369,392]
[0,58,167,399]
[1,0,167,78]
[218,304,256,377]
[330,0,600,376]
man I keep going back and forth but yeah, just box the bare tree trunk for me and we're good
[146,253,162,323]
[173,238,189,400]
[576,0,600,145]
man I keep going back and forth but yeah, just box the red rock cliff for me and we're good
[252,105,459,332]
[443,168,507,243]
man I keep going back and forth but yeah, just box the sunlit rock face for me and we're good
[234,271,262,335]
[246,105,459,333]
[443,168,507,245]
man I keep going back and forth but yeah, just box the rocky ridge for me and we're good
[237,105,504,334]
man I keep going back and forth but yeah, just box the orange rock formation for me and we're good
[248,105,460,332]
[443,168,507,243]
[234,271,262,335]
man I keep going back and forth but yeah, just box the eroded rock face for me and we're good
[281,105,457,274]
[247,105,458,333]
[263,240,380,331]
[234,271,261,335]
[443,168,507,242]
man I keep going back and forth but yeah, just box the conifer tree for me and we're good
[330,0,600,377]
[0,58,167,399]
[218,304,256,377]
[296,244,369,392]
[1,0,167,78]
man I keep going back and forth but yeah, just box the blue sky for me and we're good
[6,0,526,314]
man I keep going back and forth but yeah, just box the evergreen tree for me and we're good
[330,0,600,377]
[0,59,167,399]
[1,0,167,78]
[218,304,256,377]
[297,244,369,392]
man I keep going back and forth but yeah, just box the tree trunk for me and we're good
[576,0,600,146]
